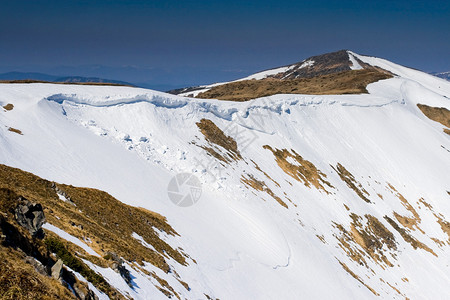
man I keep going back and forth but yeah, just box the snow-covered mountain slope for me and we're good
[1,53,450,299]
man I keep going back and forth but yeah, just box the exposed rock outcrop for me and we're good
[107,251,133,287]
[15,197,46,237]
[51,259,64,280]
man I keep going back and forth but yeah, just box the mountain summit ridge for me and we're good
[173,50,393,98]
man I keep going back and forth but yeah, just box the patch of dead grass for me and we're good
[384,216,436,256]
[435,216,450,245]
[7,127,22,135]
[0,246,75,300]
[417,104,450,134]
[415,197,450,245]
[332,163,370,203]
[387,184,423,233]
[197,69,392,101]
[379,278,408,298]
[338,260,379,296]
[196,119,241,162]
[3,103,13,111]
[316,234,327,244]
[251,159,281,188]
[264,146,333,193]
[55,184,186,269]
[241,174,288,208]
[334,214,397,268]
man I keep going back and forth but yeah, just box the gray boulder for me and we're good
[24,256,48,276]
[106,251,133,287]
[14,197,46,237]
[51,259,64,280]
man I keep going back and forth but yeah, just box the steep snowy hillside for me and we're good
[1,52,450,299]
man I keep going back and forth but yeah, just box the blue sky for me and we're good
[1,0,449,89]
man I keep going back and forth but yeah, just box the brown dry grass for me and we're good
[241,174,288,208]
[381,279,407,298]
[436,217,450,244]
[431,237,446,247]
[387,184,423,233]
[417,104,450,134]
[352,214,396,266]
[384,216,436,256]
[393,212,423,233]
[264,146,333,193]
[0,246,75,300]
[196,69,392,101]
[418,198,433,210]
[334,214,397,269]
[0,188,104,299]
[7,127,22,135]
[57,185,186,267]
[338,260,379,296]
[316,234,327,244]
[196,119,241,162]
[2,104,13,111]
[415,198,450,245]
[332,163,370,203]
[251,160,281,188]
[0,163,186,299]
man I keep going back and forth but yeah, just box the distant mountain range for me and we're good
[0,72,134,86]
[1,66,448,93]
[430,71,450,81]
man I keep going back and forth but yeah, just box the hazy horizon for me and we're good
[1,0,449,90]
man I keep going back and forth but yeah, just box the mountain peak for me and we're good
[173,50,394,99]
[173,50,395,101]
[266,49,366,80]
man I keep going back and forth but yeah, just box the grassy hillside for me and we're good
[196,69,392,101]
[0,163,191,299]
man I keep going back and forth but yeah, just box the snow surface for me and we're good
[131,232,157,252]
[57,192,69,202]
[43,223,100,257]
[299,59,315,69]
[239,66,292,80]
[1,52,450,299]
[178,65,292,97]
[347,52,363,70]
[65,265,109,300]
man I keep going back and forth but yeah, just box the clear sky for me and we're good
[1,0,449,90]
